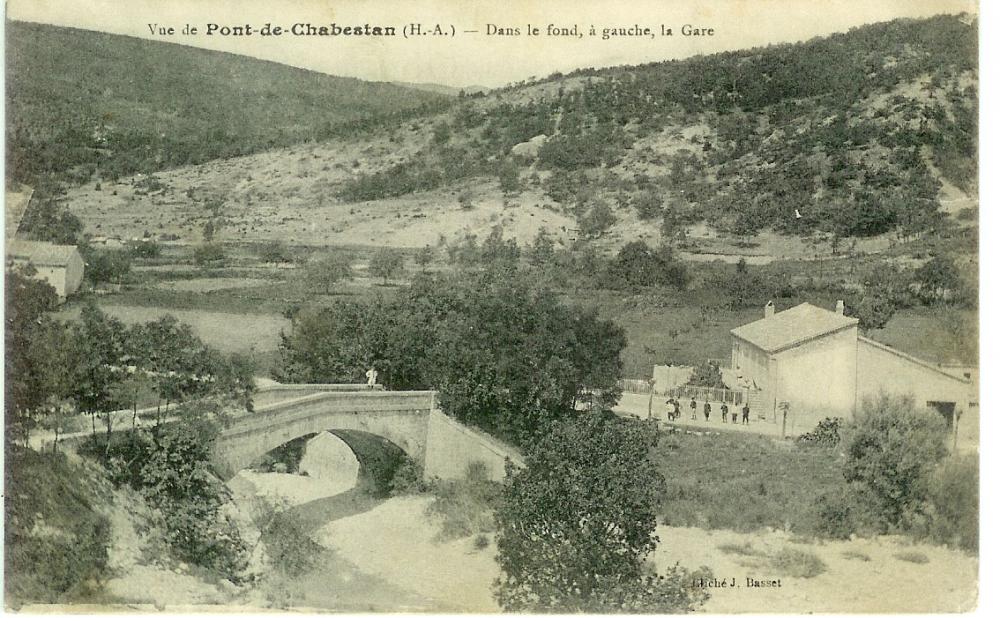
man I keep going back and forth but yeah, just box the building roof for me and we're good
[858,336,971,384]
[6,239,81,268]
[731,302,858,354]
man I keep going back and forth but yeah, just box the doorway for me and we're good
[927,401,956,430]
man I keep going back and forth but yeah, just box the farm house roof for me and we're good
[6,239,81,267]
[731,302,858,354]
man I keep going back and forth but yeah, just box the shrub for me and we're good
[687,359,725,389]
[129,239,161,259]
[814,486,858,539]
[841,550,871,561]
[80,419,249,580]
[252,499,323,576]
[369,247,405,283]
[893,551,929,564]
[797,417,843,447]
[717,542,765,557]
[768,548,827,578]
[842,395,949,531]
[473,534,490,550]
[389,459,429,496]
[257,240,289,264]
[82,246,132,285]
[426,462,500,541]
[193,243,226,266]
[925,454,978,552]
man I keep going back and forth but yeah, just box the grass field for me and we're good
[574,288,973,376]
[650,429,844,535]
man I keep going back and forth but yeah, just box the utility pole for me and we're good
[647,378,656,420]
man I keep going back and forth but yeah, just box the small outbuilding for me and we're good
[6,239,86,299]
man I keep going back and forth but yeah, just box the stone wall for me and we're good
[423,409,524,482]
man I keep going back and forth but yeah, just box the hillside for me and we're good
[50,14,978,251]
[331,14,977,239]
[6,20,450,188]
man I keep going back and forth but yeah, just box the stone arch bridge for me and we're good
[211,384,522,481]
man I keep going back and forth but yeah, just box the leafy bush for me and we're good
[193,243,226,267]
[925,454,978,552]
[128,239,161,259]
[768,548,827,578]
[813,485,861,539]
[717,542,765,557]
[797,417,843,447]
[687,359,725,389]
[369,247,405,283]
[80,416,249,580]
[426,462,501,541]
[841,395,949,532]
[256,240,289,264]
[893,551,929,564]
[494,411,710,613]
[389,459,429,496]
[82,246,132,285]
[252,499,323,576]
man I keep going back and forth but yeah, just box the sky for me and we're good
[7,0,977,89]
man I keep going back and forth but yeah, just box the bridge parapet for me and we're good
[214,390,435,478]
[213,388,522,483]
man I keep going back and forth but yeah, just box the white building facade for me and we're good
[730,301,976,449]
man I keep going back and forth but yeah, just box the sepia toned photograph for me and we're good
[3,0,982,613]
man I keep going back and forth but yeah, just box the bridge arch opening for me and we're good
[240,429,412,499]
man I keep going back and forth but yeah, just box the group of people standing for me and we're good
[665,397,750,425]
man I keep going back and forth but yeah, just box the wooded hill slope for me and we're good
[6,20,449,188]
[337,14,976,240]
[20,14,978,248]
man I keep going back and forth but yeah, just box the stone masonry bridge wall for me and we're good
[211,388,522,482]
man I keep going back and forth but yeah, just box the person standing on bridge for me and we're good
[703,401,711,422]
[690,397,698,420]
[366,367,378,389]
[721,402,729,423]
[742,402,751,424]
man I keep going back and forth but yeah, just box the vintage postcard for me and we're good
[3,0,982,613]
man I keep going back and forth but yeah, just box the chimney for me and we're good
[835,300,845,315]
[764,301,775,318]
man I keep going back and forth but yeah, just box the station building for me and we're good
[730,301,977,449]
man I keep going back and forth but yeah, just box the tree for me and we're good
[193,243,226,267]
[687,360,725,389]
[19,198,83,245]
[5,266,67,444]
[302,251,354,294]
[278,268,627,446]
[612,241,689,289]
[842,394,949,530]
[527,229,555,266]
[850,294,896,331]
[494,411,711,612]
[369,248,404,284]
[257,240,289,264]
[913,255,969,305]
[578,199,617,239]
[498,158,521,195]
[414,245,435,272]
[81,246,132,285]
[632,189,663,221]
